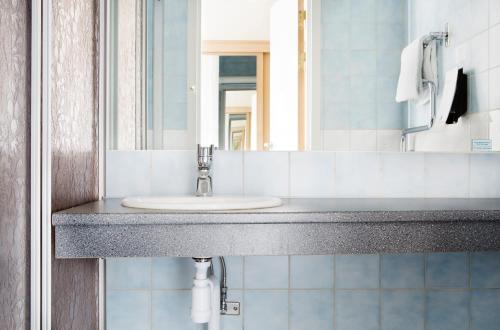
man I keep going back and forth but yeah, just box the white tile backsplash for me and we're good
[424,153,470,198]
[290,152,335,197]
[322,130,402,152]
[467,0,490,37]
[470,153,500,197]
[323,130,350,151]
[490,24,500,69]
[491,0,500,26]
[334,152,382,197]
[490,110,500,150]
[490,67,500,110]
[105,151,500,199]
[106,150,151,198]
[212,151,243,195]
[464,31,489,75]
[468,71,490,113]
[243,152,290,197]
[350,130,377,151]
[469,112,490,140]
[150,150,197,195]
[413,122,471,152]
[377,130,402,152]
[380,153,425,198]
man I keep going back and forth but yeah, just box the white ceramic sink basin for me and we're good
[121,195,282,211]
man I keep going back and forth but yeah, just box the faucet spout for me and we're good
[196,169,213,197]
[196,145,214,197]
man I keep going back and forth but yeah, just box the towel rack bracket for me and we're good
[425,23,449,47]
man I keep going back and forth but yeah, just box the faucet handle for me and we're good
[197,144,214,168]
[198,144,214,156]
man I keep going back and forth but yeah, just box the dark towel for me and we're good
[446,68,467,124]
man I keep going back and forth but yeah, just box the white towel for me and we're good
[422,40,438,86]
[396,37,438,103]
[396,36,424,102]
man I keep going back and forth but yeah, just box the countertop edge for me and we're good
[52,209,500,226]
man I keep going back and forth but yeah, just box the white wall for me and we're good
[226,90,256,107]
[200,55,219,146]
[201,0,276,41]
[269,0,298,151]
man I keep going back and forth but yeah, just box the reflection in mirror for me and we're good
[225,90,256,151]
[201,55,257,151]
[109,0,487,153]
[108,0,196,151]
[108,0,309,151]
[200,0,307,151]
[108,0,144,150]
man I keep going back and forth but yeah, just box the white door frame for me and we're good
[30,0,54,329]
[31,1,108,328]
[30,0,43,329]
[41,0,53,328]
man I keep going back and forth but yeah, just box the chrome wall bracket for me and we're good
[222,301,240,316]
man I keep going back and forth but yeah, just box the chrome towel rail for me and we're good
[401,24,449,152]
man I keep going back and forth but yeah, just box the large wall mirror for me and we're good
[108,0,314,151]
[108,0,494,153]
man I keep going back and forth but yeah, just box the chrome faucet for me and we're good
[196,145,214,197]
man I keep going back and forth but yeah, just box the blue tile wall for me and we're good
[382,290,424,330]
[335,254,379,289]
[336,290,379,330]
[290,291,334,330]
[152,257,193,289]
[152,291,203,330]
[106,258,151,290]
[426,291,470,330]
[244,256,288,289]
[107,291,151,330]
[381,253,424,289]
[290,255,334,289]
[471,252,500,288]
[426,253,468,288]
[106,252,500,329]
[321,0,407,131]
[470,290,500,330]
[245,291,288,330]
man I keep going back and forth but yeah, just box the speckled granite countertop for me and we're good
[53,198,500,258]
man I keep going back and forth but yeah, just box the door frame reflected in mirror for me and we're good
[202,41,270,150]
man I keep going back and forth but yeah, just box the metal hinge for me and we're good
[299,52,306,68]
[299,10,306,29]
[300,52,306,63]
[299,10,307,22]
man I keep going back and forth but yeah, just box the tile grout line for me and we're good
[149,257,153,330]
[241,151,245,195]
[287,152,291,198]
[467,153,472,198]
[242,256,246,329]
[332,254,336,330]
[423,253,428,330]
[379,254,383,330]
[288,255,291,330]
[467,252,472,330]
